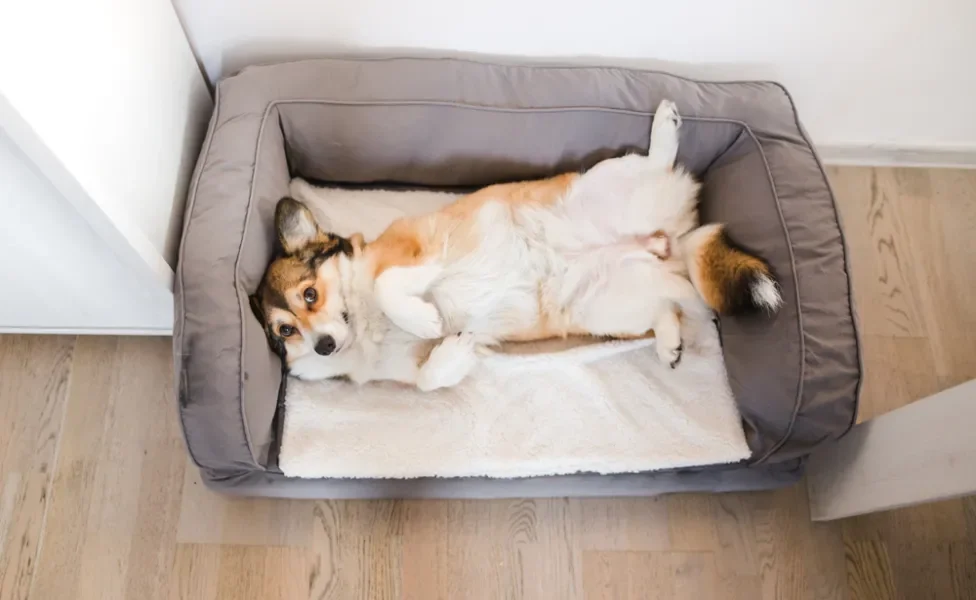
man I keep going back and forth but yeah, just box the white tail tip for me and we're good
[751,274,783,312]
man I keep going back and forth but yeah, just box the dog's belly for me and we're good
[430,251,546,340]
[427,204,549,340]
[426,198,680,342]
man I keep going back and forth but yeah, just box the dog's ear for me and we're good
[275,197,319,254]
[249,293,265,324]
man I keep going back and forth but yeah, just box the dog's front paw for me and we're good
[398,299,444,339]
[657,339,683,369]
[416,333,478,391]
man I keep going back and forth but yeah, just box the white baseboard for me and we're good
[817,145,976,169]
[0,325,172,336]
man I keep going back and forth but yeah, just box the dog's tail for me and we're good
[681,224,782,315]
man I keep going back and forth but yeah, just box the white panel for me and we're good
[807,379,976,521]
[172,0,976,155]
[0,0,212,271]
[0,129,172,332]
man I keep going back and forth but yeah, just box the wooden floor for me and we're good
[2,166,976,600]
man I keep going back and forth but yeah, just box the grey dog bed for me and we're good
[174,56,861,498]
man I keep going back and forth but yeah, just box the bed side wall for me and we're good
[176,96,289,471]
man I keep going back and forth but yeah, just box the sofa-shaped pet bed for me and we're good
[174,56,861,498]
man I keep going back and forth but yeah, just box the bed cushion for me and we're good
[174,56,860,488]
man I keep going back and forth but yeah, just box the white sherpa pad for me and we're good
[279,181,750,479]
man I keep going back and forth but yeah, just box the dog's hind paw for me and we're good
[656,99,682,129]
[657,339,683,369]
[648,99,682,169]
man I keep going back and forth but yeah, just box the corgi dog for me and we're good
[249,100,781,390]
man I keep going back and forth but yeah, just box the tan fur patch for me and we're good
[695,228,771,314]
[365,172,580,279]
[367,219,426,276]
[264,255,314,296]
[446,172,579,217]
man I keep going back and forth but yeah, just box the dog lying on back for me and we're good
[249,100,781,390]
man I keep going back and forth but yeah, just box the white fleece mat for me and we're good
[279,182,750,479]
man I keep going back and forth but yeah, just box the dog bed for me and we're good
[174,56,861,498]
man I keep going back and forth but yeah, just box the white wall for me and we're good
[0,129,172,333]
[173,0,976,161]
[0,0,212,289]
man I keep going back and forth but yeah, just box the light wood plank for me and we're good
[920,169,976,388]
[964,496,976,539]
[754,484,847,600]
[117,338,187,600]
[401,499,547,600]
[887,538,959,600]
[577,497,671,551]
[581,551,717,600]
[518,498,584,600]
[29,337,186,600]
[667,494,719,551]
[857,334,940,421]
[0,335,74,600]
[948,542,976,600]
[176,464,312,547]
[308,500,402,600]
[858,499,969,545]
[29,337,121,600]
[844,539,897,600]
[828,167,928,337]
[669,552,718,599]
[168,544,220,600]
[399,498,584,600]
[719,575,763,600]
[73,338,173,600]
[174,464,226,543]
[842,498,969,600]
[214,545,308,600]
[667,493,761,579]
[710,494,761,578]
[582,551,674,600]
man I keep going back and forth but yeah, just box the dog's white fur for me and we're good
[277,100,779,390]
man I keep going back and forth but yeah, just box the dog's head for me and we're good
[250,197,357,366]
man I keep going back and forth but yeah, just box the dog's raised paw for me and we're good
[656,99,681,129]
[417,332,478,391]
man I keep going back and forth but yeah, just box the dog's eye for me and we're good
[303,287,317,304]
[279,325,295,337]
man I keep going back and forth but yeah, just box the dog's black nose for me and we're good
[314,335,337,356]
